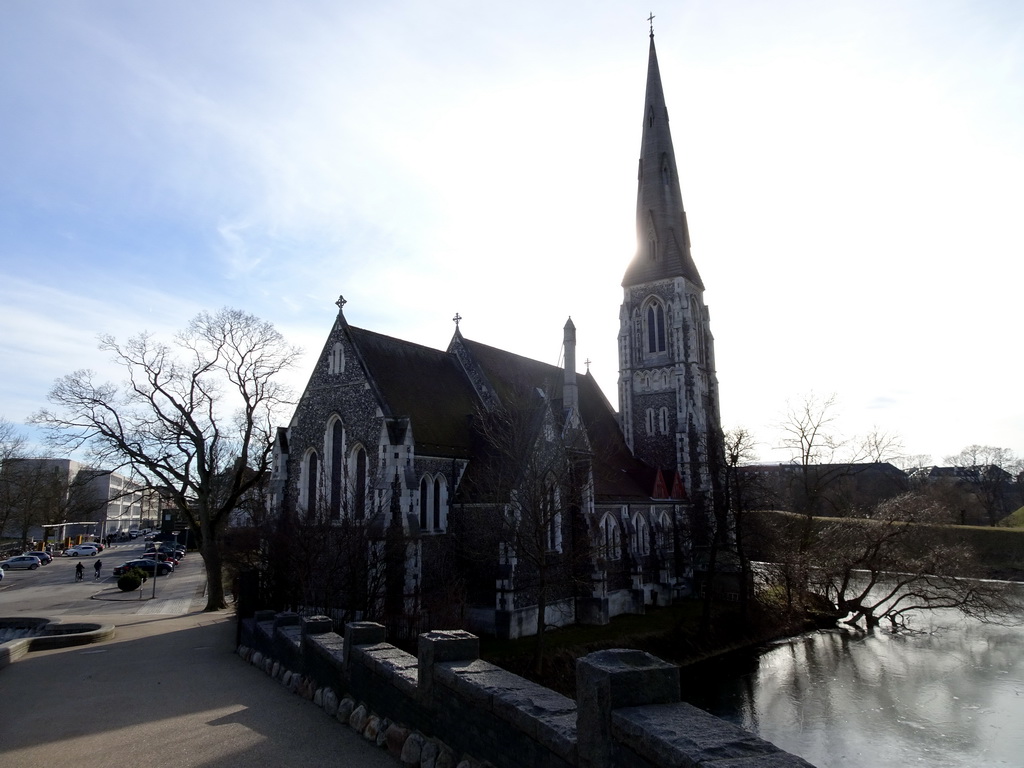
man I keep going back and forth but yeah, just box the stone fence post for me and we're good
[417,630,479,700]
[343,621,386,671]
[576,649,680,768]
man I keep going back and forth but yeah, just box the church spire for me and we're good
[622,34,704,289]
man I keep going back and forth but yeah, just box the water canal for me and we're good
[682,583,1024,767]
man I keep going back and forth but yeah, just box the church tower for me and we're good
[618,30,724,515]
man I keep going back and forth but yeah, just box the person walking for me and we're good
[93,559,103,580]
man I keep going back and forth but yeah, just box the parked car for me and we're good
[141,552,179,567]
[64,545,99,557]
[113,559,172,577]
[1,555,42,570]
[159,545,185,558]
[23,551,53,564]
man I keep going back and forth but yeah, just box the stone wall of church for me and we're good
[237,614,812,768]
[283,320,389,519]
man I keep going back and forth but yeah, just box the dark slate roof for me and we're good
[458,339,661,503]
[348,326,482,458]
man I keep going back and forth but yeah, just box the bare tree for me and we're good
[944,445,1023,526]
[0,418,28,545]
[777,394,905,516]
[721,427,759,621]
[810,492,1021,630]
[460,384,590,674]
[32,308,300,610]
[3,461,108,548]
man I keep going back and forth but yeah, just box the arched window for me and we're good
[329,419,344,520]
[433,477,442,531]
[600,514,621,561]
[633,513,651,556]
[303,450,319,519]
[658,407,669,436]
[658,511,674,551]
[645,408,655,437]
[544,481,561,552]
[646,302,666,354]
[419,476,430,530]
[690,298,707,365]
[352,446,366,520]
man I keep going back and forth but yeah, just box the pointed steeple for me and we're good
[622,33,704,289]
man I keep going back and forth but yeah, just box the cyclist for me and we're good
[75,561,84,582]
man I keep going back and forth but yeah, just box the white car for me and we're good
[64,545,99,557]
[1,555,42,570]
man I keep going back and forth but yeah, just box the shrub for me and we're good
[117,567,146,592]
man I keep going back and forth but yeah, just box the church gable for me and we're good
[349,326,481,459]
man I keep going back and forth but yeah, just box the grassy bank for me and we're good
[747,509,1024,581]
[480,596,826,697]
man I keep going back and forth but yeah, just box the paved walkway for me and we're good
[0,610,396,768]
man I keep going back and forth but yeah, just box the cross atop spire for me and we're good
[452,312,462,328]
[647,12,655,37]
[336,295,347,311]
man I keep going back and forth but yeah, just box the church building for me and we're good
[271,32,724,640]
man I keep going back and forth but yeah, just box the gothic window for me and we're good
[600,514,621,561]
[433,477,442,531]
[351,446,366,520]
[302,450,319,520]
[657,511,674,551]
[645,408,655,436]
[647,233,657,261]
[634,513,651,556]
[659,407,669,435]
[419,476,430,530]
[646,302,666,354]
[689,298,707,365]
[544,480,561,552]
[329,418,344,520]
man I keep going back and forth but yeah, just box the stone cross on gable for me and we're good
[585,358,592,372]
[336,295,347,311]
[452,312,462,328]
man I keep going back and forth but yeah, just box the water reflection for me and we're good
[682,588,1024,767]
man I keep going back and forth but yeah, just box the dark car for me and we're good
[141,552,179,567]
[158,545,186,558]
[113,559,173,577]
[23,551,53,565]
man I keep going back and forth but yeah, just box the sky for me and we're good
[1,0,1022,466]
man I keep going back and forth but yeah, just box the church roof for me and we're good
[457,338,667,503]
[621,34,704,289]
[338,323,676,503]
[348,326,482,458]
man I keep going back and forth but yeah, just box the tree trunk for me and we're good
[532,586,547,676]
[200,515,227,611]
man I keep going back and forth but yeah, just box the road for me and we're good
[0,543,397,768]
[0,541,205,617]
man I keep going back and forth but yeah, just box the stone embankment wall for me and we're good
[238,611,814,768]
